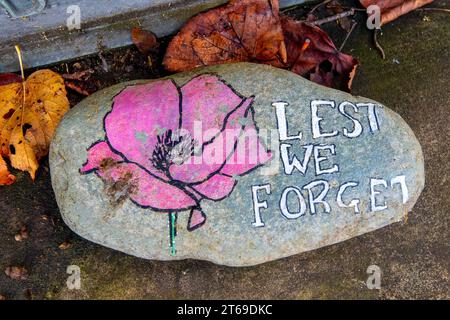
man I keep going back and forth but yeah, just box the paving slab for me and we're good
[0,0,310,72]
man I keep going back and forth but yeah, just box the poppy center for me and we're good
[151,129,195,173]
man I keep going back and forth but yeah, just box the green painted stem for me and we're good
[170,212,177,256]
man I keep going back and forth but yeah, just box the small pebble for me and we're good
[58,242,72,250]
[14,227,28,242]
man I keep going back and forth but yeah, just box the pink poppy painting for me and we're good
[80,74,272,254]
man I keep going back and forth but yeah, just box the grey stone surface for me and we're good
[0,0,311,72]
[0,0,46,18]
[49,63,425,267]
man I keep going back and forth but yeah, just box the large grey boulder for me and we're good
[50,63,425,266]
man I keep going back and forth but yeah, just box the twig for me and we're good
[339,21,358,52]
[98,51,109,72]
[416,8,450,13]
[327,5,367,12]
[312,9,355,26]
[309,0,333,14]
[62,69,94,81]
[373,30,386,60]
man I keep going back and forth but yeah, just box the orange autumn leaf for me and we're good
[0,70,69,183]
[163,0,287,72]
[360,0,435,26]
[281,17,359,91]
[0,156,15,185]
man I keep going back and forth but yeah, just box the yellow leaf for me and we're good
[0,70,69,182]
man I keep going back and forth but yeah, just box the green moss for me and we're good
[55,253,160,300]
[295,280,380,300]
[348,10,450,110]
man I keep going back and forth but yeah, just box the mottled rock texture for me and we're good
[50,63,424,266]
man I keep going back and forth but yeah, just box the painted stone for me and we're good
[50,63,425,266]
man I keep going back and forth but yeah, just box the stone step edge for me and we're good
[0,0,308,73]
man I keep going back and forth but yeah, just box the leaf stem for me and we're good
[309,0,333,15]
[312,9,356,26]
[14,45,32,173]
[416,8,450,13]
[15,45,26,117]
[339,21,358,52]
[14,46,25,81]
[373,30,386,60]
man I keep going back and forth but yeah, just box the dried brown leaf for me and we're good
[163,0,286,72]
[131,27,159,56]
[281,17,359,91]
[0,73,22,86]
[63,69,97,96]
[65,80,95,96]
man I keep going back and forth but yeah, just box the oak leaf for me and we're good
[360,0,434,26]
[281,17,358,91]
[0,70,69,183]
[163,0,287,72]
